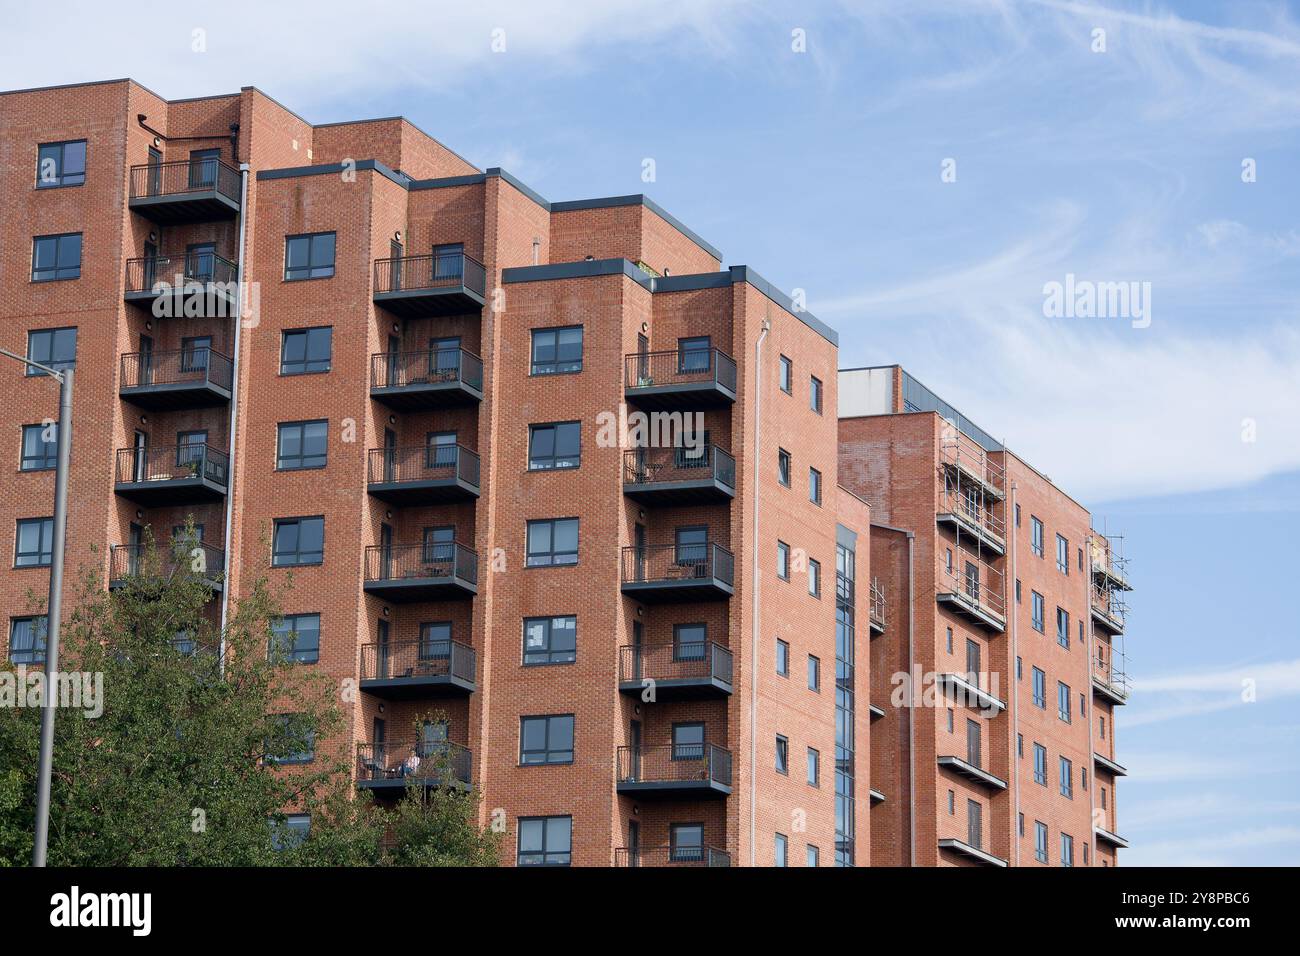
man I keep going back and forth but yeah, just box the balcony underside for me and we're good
[938,838,1007,867]
[1091,605,1125,635]
[357,776,471,794]
[936,673,1006,713]
[373,287,484,318]
[360,674,475,700]
[1093,752,1128,777]
[109,574,223,593]
[936,592,1006,633]
[869,788,886,804]
[1094,826,1129,849]
[363,577,477,603]
[936,512,1006,557]
[366,479,480,506]
[623,382,737,411]
[869,617,885,636]
[937,755,1008,791]
[868,704,885,720]
[616,778,731,800]
[129,190,241,225]
[1091,676,1129,706]
[125,285,238,318]
[114,477,226,507]
[623,479,735,506]
[621,578,735,604]
[120,380,231,411]
[617,675,733,700]
[369,381,483,411]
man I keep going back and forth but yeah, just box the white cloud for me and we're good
[1123,825,1300,867]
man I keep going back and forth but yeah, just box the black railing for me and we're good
[129,158,241,203]
[618,641,733,686]
[614,845,732,867]
[366,444,480,488]
[114,444,229,486]
[373,252,486,298]
[364,542,478,586]
[370,348,484,391]
[624,348,738,393]
[616,743,733,788]
[109,541,224,582]
[620,543,735,587]
[622,445,736,489]
[360,638,476,685]
[125,252,238,293]
[356,739,472,786]
[120,347,233,391]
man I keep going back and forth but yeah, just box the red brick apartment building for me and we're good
[0,78,1126,867]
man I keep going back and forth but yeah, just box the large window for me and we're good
[277,420,328,471]
[523,615,576,665]
[20,424,57,471]
[1032,667,1046,708]
[280,327,332,375]
[774,832,788,866]
[26,328,77,375]
[1035,821,1048,863]
[1059,756,1074,798]
[1030,516,1044,557]
[36,140,87,188]
[272,517,324,566]
[270,613,321,664]
[520,715,574,765]
[526,518,578,567]
[1056,533,1069,574]
[517,816,571,866]
[8,616,47,664]
[1056,607,1070,648]
[1057,682,1072,723]
[1031,591,1045,632]
[528,422,581,470]
[670,823,704,863]
[530,326,583,375]
[1033,743,1047,785]
[31,233,82,281]
[1060,832,1074,867]
[15,518,53,567]
[284,232,335,280]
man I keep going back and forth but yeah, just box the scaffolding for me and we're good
[869,578,886,634]
[940,425,1006,501]
[937,544,1006,628]
[1091,635,1130,702]
[1088,531,1131,634]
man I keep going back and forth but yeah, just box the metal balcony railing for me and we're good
[616,743,733,788]
[624,348,738,393]
[373,252,486,297]
[109,541,224,582]
[129,158,242,203]
[1092,645,1131,700]
[622,445,736,490]
[363,542,478,585]
[366,444,480,488]
[869,578,887,631]
[370,348,484,391]
[938,546,1006,623]
[618,641,733,687]
[1091,583,1128,630]
[120,347,233,391]
[360,638,476,685]
[356,739,472,786]
[620,542,735,588]
[614,845,732,867]
[114,444,229,487]
[125,251,238,294]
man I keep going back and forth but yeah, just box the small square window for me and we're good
[25,328,77,376]
[20,424,57,471]
[8,616,47,665]
[520,714,575,765]
[528,422,581,470]
[36,140,87,188]
[518,815,571,866]
[523,615,577,666]
[277,420,328,470]
[15,518,53,567]
[272,517,325,566]
[31,233,82,282]
[284,232,335,280]
[280,327,332,375]
[270,613,321,664]
[531,326,583,375]
[526,518,579,567]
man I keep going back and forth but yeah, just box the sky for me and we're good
[2,0,1297,865]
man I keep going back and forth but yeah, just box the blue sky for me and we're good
[4,0,1298,864]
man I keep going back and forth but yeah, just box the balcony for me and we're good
[936,672,1006,714]
[937,838,1008,867]
[624,348,737,410]
[869,578,886,635]
[129,158,242,225]
[614,846,731,867]
[620,543,735,603]
[936,486,1006,556]
[372,252,486,317]
[1094,826,1129,850]
[108,542,224,591]
[936,548,1006,633]
[356,740,471,793]
[616,744,733,799]
[124,253,239,318]
[114,444,228,506]
[617,641,733,699]
[363,543,478,602]
[369,348,484,410]
[622,445,736,505]
[119,348,232,410]
[869,788,886,804]
[366,445,480,506]
[1091,646,1130,705]
[940,430,1005,500]
[937,755,1008,792]
[1093,752,1128,778]
[360,639,476,699]
[1091,584,1127,635]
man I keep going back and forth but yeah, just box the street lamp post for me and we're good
[0,347,73,867]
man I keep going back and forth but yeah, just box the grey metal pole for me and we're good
[32,366,73,867]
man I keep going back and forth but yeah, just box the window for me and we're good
[809,558,821,597]
[36,140,86,188]
[774,833,788,866]
[1032,668,1046,708]
[1019,813,1025,836]
[806,844,819,867]
[270,614,320,664]
[1079,547,1085,571]
[775,734,789,774]
[948,790,956,814]
[284,232,335,280]
[672,722,705,760]
[809,467,822,505]
[1033,743,1047,785]
[1059,756,1074,798]
[776,541,790,580]
[526,518,578,567]
[280,327,332,375]
[946,627,953,653]
[1100,715,1107,740]
[276,420,328,471]
[1057,682,1071,723]
[1031,591,1045,632]
[270,814,310,851]
[677,336,712,373]
[1015,503,1021,527]
[807,655,820,691]
[807,747,820,787]
[965,639,981,681]
[15,518,53,567]
[20,424,57,471]
[1084,843,1089,866]
[517,816,571,866]
[672,623,707,662]
[272,517,324,566]
[8,616,47,665]
[1015,578,1022,603]
[1017,733,1024,757]
[947,709,954,732]
[1056,534,1069,574]
[26,328,77,375]
[1016,656,1023,680]
[418,622,451,662]
[778,355,793,394]
[1056,607,1070,649]
[530,326,583,375]
[1060,832,1074,867]
[809,375,823,413]
[523,616,576,665]
[1081,767,1088,791]
[967,800,982,849]
[528,422,580,470]
[1030,516,1044,557]
[520,715,574,765]
[422,525,454,564]
[1035,822,1049,863]
[267,714,315,764]
[432,242,464,277]
[31,233,82,281]
[778,448,791,486]
[188,148,221,187]
[669,823,704,863]
[776,639,789,676]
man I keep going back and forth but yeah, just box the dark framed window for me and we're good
[807,844,819,867]
[1030,516,1044,557]
[188,148,221,188]
[672,722,705,761]
[1035,821,1049,863]
[25,328,77,375]
[270,613,321,664]
[20,424,57,471]
[673,525,707,565]
[520,714,574,765]
[1031,591,1045,632]
[15,518,53,567]
[280,327,332,375]
[525,518,579,567]
[1033,744,1047,785]
[1056,534,1069,574]
[267,714,315,764]
[1059,755,1075,798]
[272,517,324,566]
[277,420,328,470]
[1057,682,1072,723]
[807,746,820,787]
[419,621,451,660]
[775,833,788,867]
[528,421,580,470]
[808,558,821,597]
[176,431,208,468]
[779,355,792,393]
[530,326,583,375]
[270,814,310,852]
[1056,607,1070,649]
[1032,668,1046,708]
[523,615,577,665]
[673,623,706,662]
[31,233,82,281]
[517,816,571,866]
[776,638,789,676]
[284,232,335,281]
[670,823,704,863]
[422,525,455,563]
[432,242,464,277]
[777,541,790,580]
[677,336,711,373]
[1060,832,1074,867]
[778,448,791,486]
[968,800,983,849]
[36,140,86,188]
[8,616,47,664]
[809,375,823,413]
[809,467,822,505]
[775,734,789,774]
[808,654,820,691]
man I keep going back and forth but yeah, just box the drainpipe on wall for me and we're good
[749,317,770,867]
[218,164,251,663]
[1008,478,1021,866]
[906,530,916,865]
